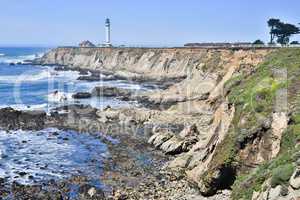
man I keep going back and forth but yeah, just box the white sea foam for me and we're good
[0,54,39,64]
[0,128,107,185]
[54,69,80,80]
[0,53,5,57]
[0,103,48,111]
[47,91,73,103]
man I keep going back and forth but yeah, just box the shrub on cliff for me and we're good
[270,163,294,188]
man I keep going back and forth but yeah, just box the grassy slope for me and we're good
[205,48,300,200]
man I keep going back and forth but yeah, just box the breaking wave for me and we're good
[0,53,44,64]
[47,91,73,103]
[0,70,52,83]
[0,68,79,83]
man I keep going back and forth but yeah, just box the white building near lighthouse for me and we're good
[104,18,112,47]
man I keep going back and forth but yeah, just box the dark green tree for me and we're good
[267,19,300,45]
[253,40,265,45]
[275,23,300,45]
[268,18,280,44]
[291,41,299,45]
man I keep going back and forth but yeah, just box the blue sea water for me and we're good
[0,47,140,187]
[0,47,146,111]
[0,128,109,185]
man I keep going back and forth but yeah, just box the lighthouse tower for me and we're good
[105,18,112,47]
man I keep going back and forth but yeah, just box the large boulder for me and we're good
[160,136,184,154]
[148,131,173,148]
[290,169,300,189]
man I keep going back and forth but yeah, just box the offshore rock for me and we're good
[92,86,132,98]
[72,92,92,99]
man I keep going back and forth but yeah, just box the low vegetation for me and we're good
[209,48,300,200]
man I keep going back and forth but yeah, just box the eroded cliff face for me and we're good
[38,47,268,80]
[40,47,295,199]
[39,47,193,79]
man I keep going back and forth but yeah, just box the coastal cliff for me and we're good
[38,47,300,199]
[38,47,268,80]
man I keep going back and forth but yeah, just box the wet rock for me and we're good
[78,75,102,81]
[78,74,116,81]
[92,86,132,98]
[22,60,34,65]
[10,182,63,200]
[72,92,92,99]
[17,172,27,177]
[0,108,46,130]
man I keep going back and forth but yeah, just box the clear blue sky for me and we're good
[0,0,299,47]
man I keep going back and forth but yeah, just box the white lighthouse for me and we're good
[104,18,112,47]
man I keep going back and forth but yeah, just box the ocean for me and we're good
[0,47,150,187]
[0,47,146,111]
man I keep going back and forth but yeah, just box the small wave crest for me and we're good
[0,70,52,83]
[0,68,80,83]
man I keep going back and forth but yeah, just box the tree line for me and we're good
[253,18,300,46]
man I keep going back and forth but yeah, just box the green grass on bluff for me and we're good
[211,48,300,200]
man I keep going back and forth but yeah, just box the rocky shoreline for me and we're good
[0,58,232,199]
[4,47,300,200]
[0,104,206,200]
